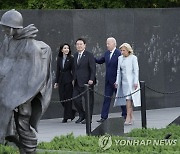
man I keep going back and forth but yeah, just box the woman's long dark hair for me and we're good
[58,43,71,57]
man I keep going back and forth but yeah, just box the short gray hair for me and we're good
[107,37,117,46]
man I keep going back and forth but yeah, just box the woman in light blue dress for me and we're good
[114,43,141,125]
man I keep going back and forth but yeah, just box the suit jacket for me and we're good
[73,50,96,87]
[114,55,141,107]
[96,48,121,85]
[55,55,74,85]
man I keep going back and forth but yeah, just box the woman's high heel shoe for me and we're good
[124,119,133,125]
[124,121,132,125]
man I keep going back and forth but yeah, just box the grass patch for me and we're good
[38,124,180,154]
[0,144,19,154]
[1,124,179,153]
[127,124,180,139]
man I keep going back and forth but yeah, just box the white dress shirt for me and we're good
[109,47,116,60]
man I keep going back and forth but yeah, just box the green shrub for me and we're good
[0,144,19,154]
[38,125,180,153]
[0,125,179,153]
[127,124,180,139]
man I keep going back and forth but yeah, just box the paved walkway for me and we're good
[37,107,180,142]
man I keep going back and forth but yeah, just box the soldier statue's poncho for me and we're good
[0,24,52,145]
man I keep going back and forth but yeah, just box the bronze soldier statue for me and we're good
[0,9,52,154]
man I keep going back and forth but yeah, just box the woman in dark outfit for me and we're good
[54,43,76,123]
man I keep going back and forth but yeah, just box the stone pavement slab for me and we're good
[37,107,180,142]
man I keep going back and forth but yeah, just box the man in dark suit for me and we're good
[96,37,127,122]
[73,38,96,124]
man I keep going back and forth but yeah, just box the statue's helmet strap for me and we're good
[0,9,23,28]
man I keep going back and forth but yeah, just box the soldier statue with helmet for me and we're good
[0,9,52,154]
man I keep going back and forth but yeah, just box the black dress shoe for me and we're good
[62,119,67,123]
[97,118,106,123]
[71,116,75,121]
[75,117,85,123]
[81,119,92,124]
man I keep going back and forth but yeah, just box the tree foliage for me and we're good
[0,0,180,9]
[0,0,28,9]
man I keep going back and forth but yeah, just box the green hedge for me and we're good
[38,124,180,153]
[1,124,179,153]
[0,144,19,154]
[127,124,180,139]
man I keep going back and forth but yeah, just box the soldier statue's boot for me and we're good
[5,135,22,149]
[19,148,36,154]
